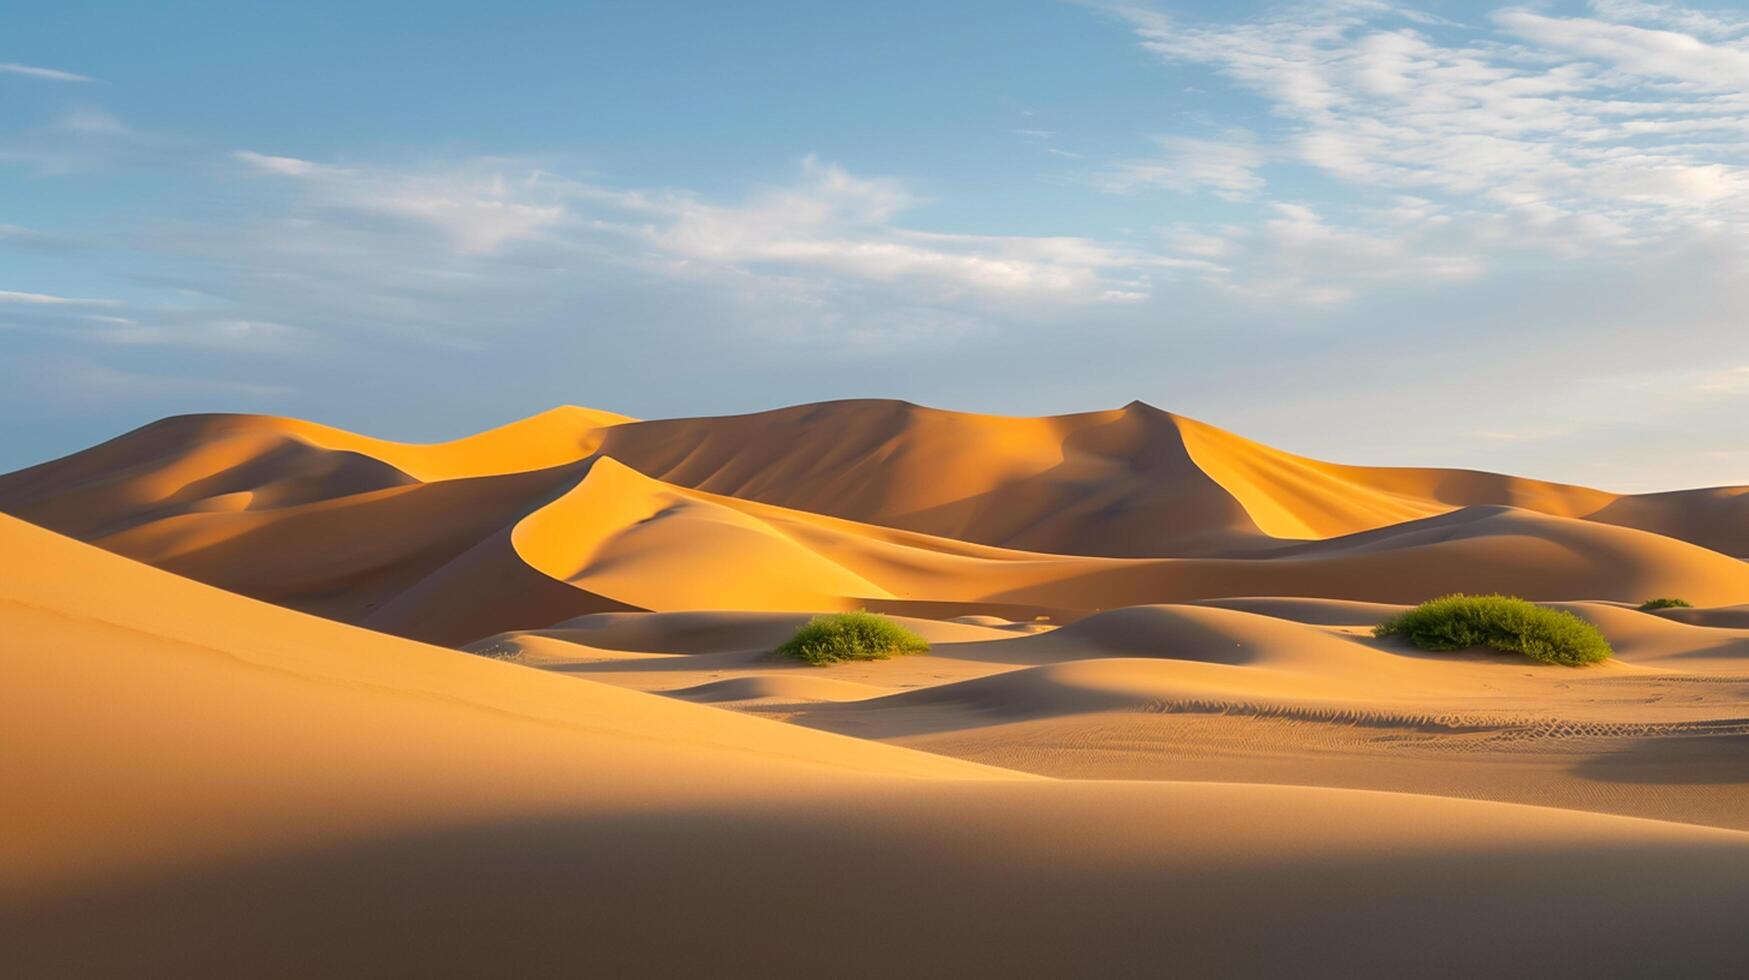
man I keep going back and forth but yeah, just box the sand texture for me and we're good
[5,401,1749,976]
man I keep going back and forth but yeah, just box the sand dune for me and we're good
[377,459,1749,642]
[7,396,1749,974]
[0,414,607,628]
[10,514,1749,976]
[1545,601,1749,672]
[3,399,1744,647]
[0,514,1001,880]
[670,673,895,703]
[501,470,1749,622]
[1188,595,1406,625]
[490,598,1749,832]
[593,400,1265,556]
[495,608,1022,655]
[595,399,1749,557]
[28,425,1744,650]
[1652,602,1749,629]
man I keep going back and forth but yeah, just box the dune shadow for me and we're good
[9,799,1749,978]
[1572,735,1749,785]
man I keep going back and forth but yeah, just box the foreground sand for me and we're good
[7,515,1749,976]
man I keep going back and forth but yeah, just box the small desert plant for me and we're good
[1638,597,1693,611]
[1373,594,1612,666]
[775,611,930,666]
[469,640,524,662]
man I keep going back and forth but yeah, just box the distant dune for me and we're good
[2,400,1745,645]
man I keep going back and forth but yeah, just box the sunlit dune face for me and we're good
[1,401,1742,648]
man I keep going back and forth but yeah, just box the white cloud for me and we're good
[1101,0,1749,302]
[235,151,568,254]
[0,62,94,83]
[229,151,1198,305]
[57,108,132,136]
[1094,133,1266,200]
[233,150,322,176]
[373,182,567,255]
[1167,201,1485,305]
[0,108,158,174]
[0,289,119,306]
[88,317,312,351]
[7,353,292,409]
[618,156,1187,300]
[1590,0,1749,38]
[1695,364,1749,393]
[1497,8,1749,89]
[0,285,314,354]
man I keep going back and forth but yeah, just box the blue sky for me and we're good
[3,0,1748,490]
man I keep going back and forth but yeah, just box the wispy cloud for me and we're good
[232,149,322,177]
[0,108,158,174]
[1588,0,1749,38]
[87,317,314,351]
[1694,364,1749,394]
[1093,132,1266,200]
[1094,0,1749,301]
[0,289,119,306]
[0,62,94,83]
[235,150,570,254]
[229,150,1202,308]
[1499,7,1749,87]
[0,223,74,252]
[0,284,317,355]
[7,353,292,410]
[1113,2,1749,221]
[615,156,1192,301]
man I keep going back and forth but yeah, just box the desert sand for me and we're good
[3,401,1745,644]
[5,401,1749,976]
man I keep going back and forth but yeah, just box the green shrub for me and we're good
[1373,594,1611,666]
[775,611,930,666]
[1638,597,1693,611]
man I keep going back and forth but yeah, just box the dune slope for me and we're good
[7,515,1749,977]
[597,399,1749,556]
[369,459,1749,642]
[1,400,1744,648]
[495,598,1749,831]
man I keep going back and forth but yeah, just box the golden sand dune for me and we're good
[15,408,1749,647]
[498,597,1749,832]
[1187,594,1407,624]
[1652,602,1749,629]
[499,608,1022,655]
[9,513,1749,977]
[0,412,618,627]
[459,470,1749,642]
[517,466,1749,622]
[594,399,1749,556]
[670,673,896,703]
[2,399,1744,645]
[1545,601,1749,671]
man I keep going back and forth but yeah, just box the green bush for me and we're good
[775,611,930,666]
[1638,597,1693,611]
[1373,594,1612,666]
